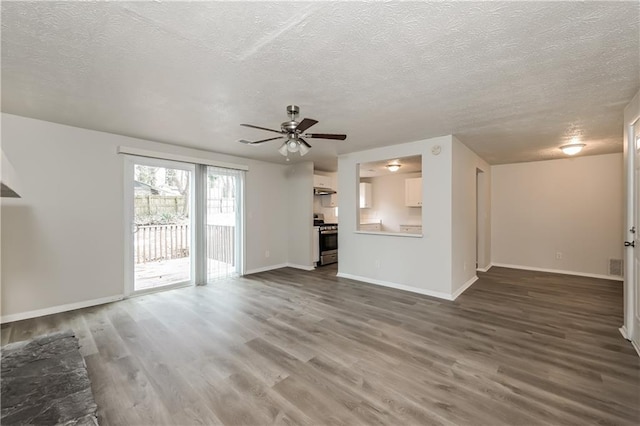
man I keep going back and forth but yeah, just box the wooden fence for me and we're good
[134,224,234,265]
[135,195,186,217]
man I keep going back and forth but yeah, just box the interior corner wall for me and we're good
[491,153,623,279]
[286,161,314,269]
[451,137,491,293]
[337,135,454,298]
[1,113,291,320]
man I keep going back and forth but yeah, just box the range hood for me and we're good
[314,187,336,195]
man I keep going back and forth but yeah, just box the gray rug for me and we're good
[1,330,98,425]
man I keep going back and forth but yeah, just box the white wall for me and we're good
[1,113,296,320]
[491,153,623,279]
[451,137,491,293]
[1,149,23,197]
[364,172,422,233]
[287,161,314,269]
[338,135,455,298]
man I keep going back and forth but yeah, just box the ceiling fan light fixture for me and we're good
[560,143,585,155]
[386,164,401,172]
[287,138,299,153]
[299,142,310,156]
[278,141,288,156]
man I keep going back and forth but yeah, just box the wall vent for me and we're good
[608,258,623,277]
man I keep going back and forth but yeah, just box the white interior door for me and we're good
[632,126,640,350]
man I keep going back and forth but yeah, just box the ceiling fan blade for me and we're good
[240,123,283,134]
[296,118,318,133]
[304,133,347,140]
[299,138,312,148]
[239,136,285,145]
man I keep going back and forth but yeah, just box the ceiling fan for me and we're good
[239,105,347,157]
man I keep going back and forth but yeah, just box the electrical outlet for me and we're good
[375,259,381,268]
[265,250,270,258]
[556,252,562,260]
[464,262,467,270]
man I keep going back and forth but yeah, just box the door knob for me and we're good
[624,241,635,247]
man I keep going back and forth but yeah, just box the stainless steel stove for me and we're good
[314,214,338,266]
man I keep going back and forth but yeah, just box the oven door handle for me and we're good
[320,231,338,235]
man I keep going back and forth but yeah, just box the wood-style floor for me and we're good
[2,266,639,425]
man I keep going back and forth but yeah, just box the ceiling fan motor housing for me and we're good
[286,105,300,117]
[281,121,298,133]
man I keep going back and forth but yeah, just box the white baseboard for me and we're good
[1,294,124,324]
[619,326,629,340]
[620,326,640,358]
[451,275,478,300]
[632,339,640,358]
[244,263,289,275]
[491,263,623,282]
[286,263,316,271]
[336,272,454,301]
[476,263,493,273]
[245,262,315,275]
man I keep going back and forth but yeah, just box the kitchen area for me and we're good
[358,154,423,235]
[312,156,423,268]
[313,173,339,267]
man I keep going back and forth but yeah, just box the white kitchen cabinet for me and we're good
[314,175,332,189]
[360,182,372,208]
[405,178,422,207]
[321,193,338,207]
[400,224,422,234]
[360,223,381,232]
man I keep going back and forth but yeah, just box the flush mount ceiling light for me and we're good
[560,143,586,155]
[386,164,401,172]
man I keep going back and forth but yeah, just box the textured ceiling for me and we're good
[2,1,639,171]
[360,155,422,178]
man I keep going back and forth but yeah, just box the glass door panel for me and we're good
[132,161,193,291]
[206,167,242,280]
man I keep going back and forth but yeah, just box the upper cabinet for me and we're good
[405,178,422,207]
[313,174,332,189]
[360,182,372,208]
[321,193,338,207]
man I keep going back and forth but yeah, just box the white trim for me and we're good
[620,326,629,340]
[244,263,289,275]
[491,263,624,281]
[632,338,640,358]
[286,263,316,271]
[336,272,454,300]
[117,146,249,171]
[127,282,192,298]
[476,263,493,272]
[451,275,478,300]
[1,295,123,324]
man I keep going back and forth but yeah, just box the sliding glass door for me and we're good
[206,166,244,280]
[125,157,244,294]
